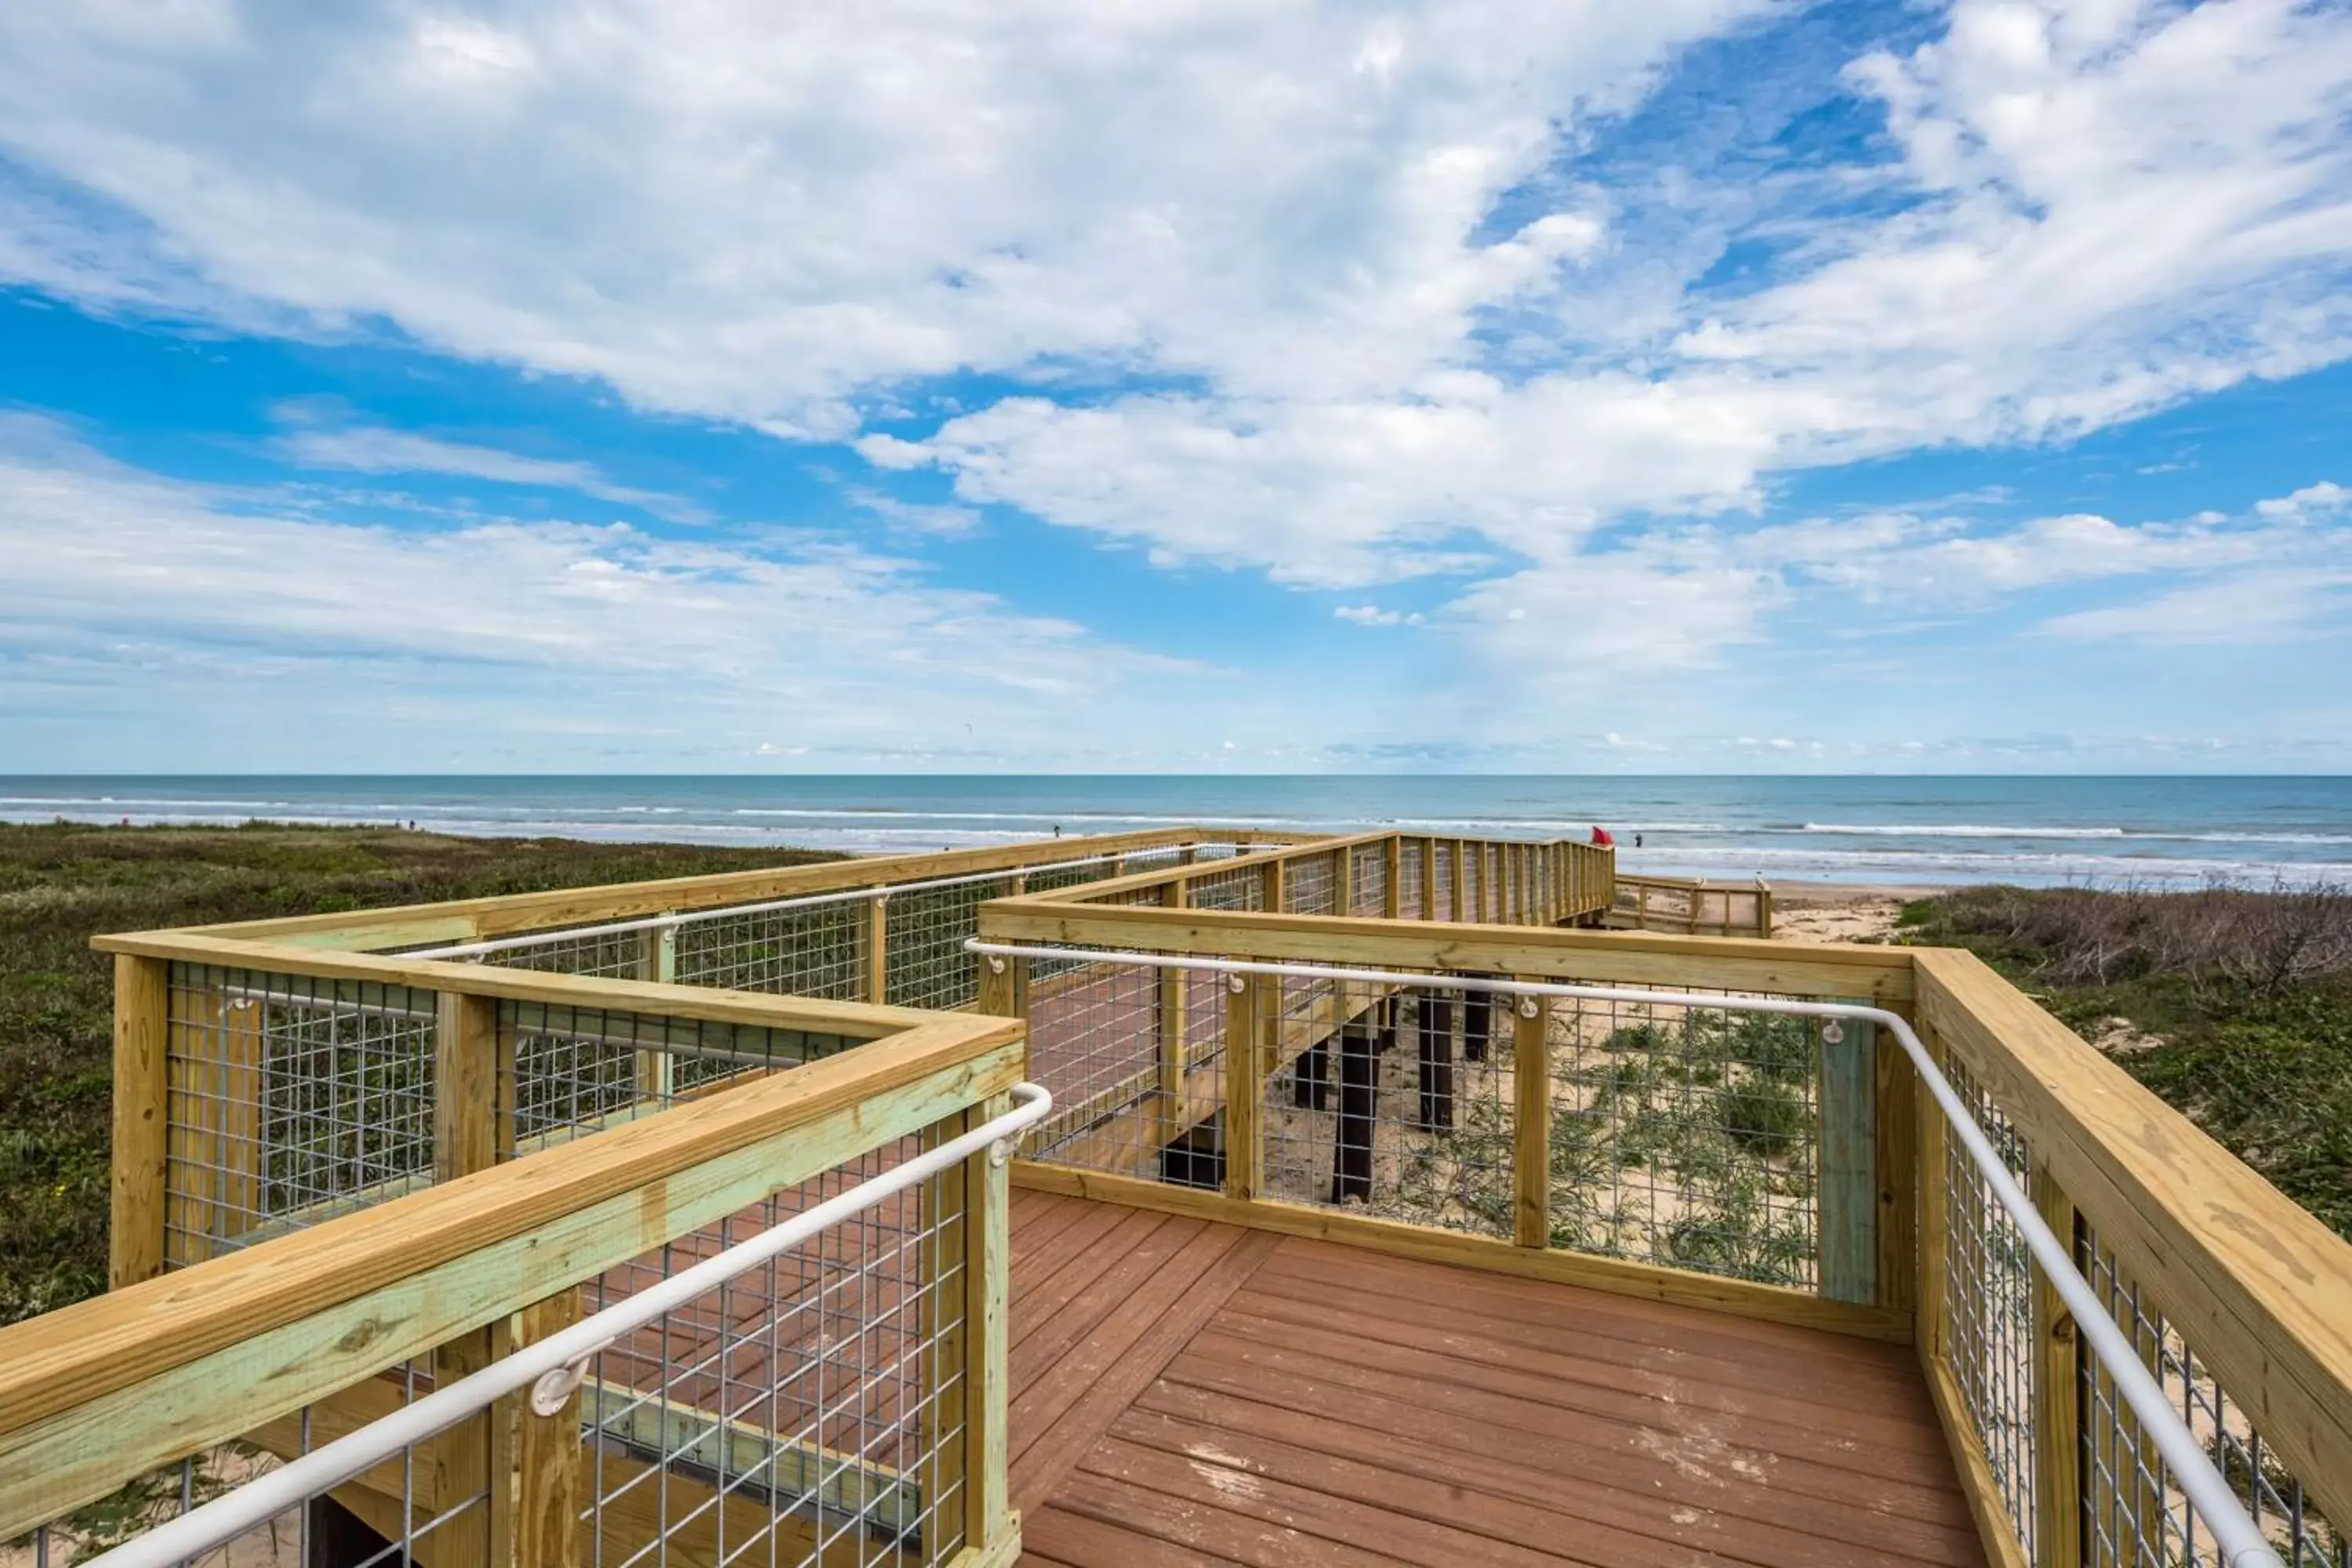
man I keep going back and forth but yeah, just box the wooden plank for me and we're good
[2031,1163,2081,1568]
[1820,1008,1878,1306]
[0,1025,1024,1537]
[514,1290,583,1568]
[974,902,1918,1004]
[430,1317,514,1568]
[868,893,890,1006]
[1879,1015,1920,1324]
[169,827,1234,949]
[1913,947,2352,1530]
[108,954,170,1288]
[635,921,677,1104]
[1007,1161,1910,1342]
[1511,990,1547,1249]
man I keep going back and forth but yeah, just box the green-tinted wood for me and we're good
[1819,1008,1878,1306]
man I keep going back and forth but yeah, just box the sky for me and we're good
[2,0,2350,775]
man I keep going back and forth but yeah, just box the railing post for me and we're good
[109,954,170,1288]
[433,989,514,1568]
[963,1088,1017,1559]
[1419,838,1437,921]
[1512,989,1548,1248]
[1334,845,1355,915]
[1915,1025,1950,1365]
[1450,840,1466,923]
[2031,1162,2082,1568]
[514,1288,583,1568]
[1224,975,1265,1202]
[1259,856,1286,913]
[1383,836,1403,919]
[1819,1008,1878,1306]
[1158,881,1189,1148]
[978,953,1027,1021]
[867,892,890,1006]
[634,920,677,1105]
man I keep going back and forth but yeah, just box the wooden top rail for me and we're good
[978,900,1915,1004]
[162,825,1278,952]
[0,1007,1025,1537]
[996,829,1392,908]
[1914,949,2352,1530]
[91,928,964,1040]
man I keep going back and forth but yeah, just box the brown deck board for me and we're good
[1001,1200,1986,1568]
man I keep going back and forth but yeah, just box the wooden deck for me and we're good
[1004,1189,1985,1568]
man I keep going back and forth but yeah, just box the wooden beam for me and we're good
[1009,1162,1911,1343]
[868,893,890,1006]
[2031,1162,2082,1568]
[1224,976,1265,1203]
[108,954,170,1289]
[1914,947,2352,1530]
[1920,1348,2034,1568]
[514,1290,583,1568]
[1818,1009,1878,1306]
[963,1091,1015,1560]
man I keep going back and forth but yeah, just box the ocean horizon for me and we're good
[5,774,2350,890]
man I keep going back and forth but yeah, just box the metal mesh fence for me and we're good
[1284,851,1337,916]
[1941,1056,2038,1559]
[884,880,1006,1011]
[2079,1226,2349,1568]
[1018,959,1226,1181]
[1185,860,1265,913]
[164,963,438,1267]
[675,898,869,1000]
[1348,844,1387,917]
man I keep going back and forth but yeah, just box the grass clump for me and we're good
[0,821,839,1324]
[1900,881,2352,1240]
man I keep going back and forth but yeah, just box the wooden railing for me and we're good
[1608,872,1773,936]
[13,932,1029,1567]
[971,895,2352,1568]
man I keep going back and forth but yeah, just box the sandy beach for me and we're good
[1763,880,1944,944]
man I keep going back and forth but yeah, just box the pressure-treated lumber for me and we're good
[964,1091,1018,1561]
[1913,946,2352,1532]
[107,954,170,1289]
[0,1021,1023,1537]
[514,1290,585,1568]
[1511,990,1548,1249]
[2030,1163,2081,1568]
[1819,1008,1878,1306]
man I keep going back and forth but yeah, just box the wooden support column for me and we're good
[1819,1008,1878,1306]
[978,953,1028,1021]
[513,1288,583,1568]
[1462,978,1491,1064]
[1513,989,1548,1248]
[109,954,171,1289]
[218,995,263,1248]
[1294,1039,1329,1111]
[1915,1025,1951,1366]
[1158,881,1189,1146]
[1419,838,1438,921]
[433,989,513,1568]
[1877,1014,1919,1325]
[1332,1021,1377,1205]
[1384,837,1403,919]
[1417,993,1454,1131]
[2031,1163,2082,1568]
[867,893,890,1006]
[634,920,677,1105]
[1259,857,1287,914]
[1450,840,1467,923]
[1223,976,1265,1203]
[1334,846,1355,916]
[963,1090,1016,1559]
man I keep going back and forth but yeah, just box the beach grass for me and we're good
[1899,883,2352,1240]
[0,822,838,1324]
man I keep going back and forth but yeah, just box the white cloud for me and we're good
[1333,604,1424,627]
[2041,568,2352,644]
[0,414,1178,757]
[267,406,710,524]
[845,488,982,539]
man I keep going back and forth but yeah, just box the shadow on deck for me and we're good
[1006,1189,1983,1568]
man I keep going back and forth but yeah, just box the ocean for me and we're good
[3,775,2350,889]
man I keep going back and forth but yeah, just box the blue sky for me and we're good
[2,0,2350,774]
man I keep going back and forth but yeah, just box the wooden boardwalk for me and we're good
[1004,1189,1985,1568]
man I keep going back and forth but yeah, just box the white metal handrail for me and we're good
[404,844,1250,963]
[84,1081,1054,1568]
[967,938,2288,1568]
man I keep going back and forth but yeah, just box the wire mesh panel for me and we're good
[469,924,651,980]
[1284,851,1337,916]
[578,1143,969,1568]
[1348,844,1388,917]
[1259,982,1515,1240]
[1397,840,1424,920]
[2078,1226,2350,1568]
[1020,958,1224,1181]
[676,898,870,1000]
[1185,861,1265,913]
[503,1002,864,1154]
[1535,989,1823,1285]
[165,963,439,1266]
[1942,1056,2038,1559]
[884,879,1008,1011]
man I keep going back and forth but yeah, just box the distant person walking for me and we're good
[1635,833,1643,848]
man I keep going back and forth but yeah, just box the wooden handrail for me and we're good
[1913,948,2352,1531]
[0,1010,1025,1537]
[167,826,1264,950]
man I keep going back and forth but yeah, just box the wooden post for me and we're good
[110,954,171,1289]
[434,989,513,1568]
[1877,1016,1919,1325]
[634,922,676,1105]
[1513,989,1548,1248]
[1450,840,1467,924]
[1334,846,1355,916]
[219,996,263,1247]
[978,953,1027,1021]
[963,1090,1015,1559]
[1332,1021,1377,1205]
[1916,1027,1951,1367]
[2031,1163,2082,1568]
[513,1288,583,1568]
[1819,1009,1878,1306]
[867,893,890,1006]
[1462,978,1491,1064]
[1158,881,1189,1148]
[1294,1038,1329,1111]
[1417,994,1454,1131]
[1259,857,1286,914]
[1222,976,1264,1203]
[1419,839,1438,921]
[1384,837,1402,919]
